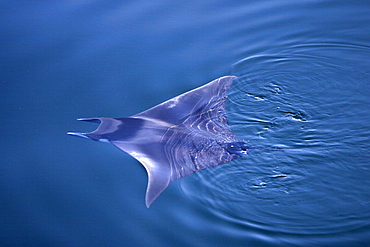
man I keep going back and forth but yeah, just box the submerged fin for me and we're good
[110,140,171,207]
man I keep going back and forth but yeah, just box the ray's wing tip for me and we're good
[77,118,101,123]
[145,187,164,208]
[145,196,154,208]
[225,75,238,79]
[216,75,238,88]
[67,132,81,136]
[219,75,238,82]
[67,132,90,140]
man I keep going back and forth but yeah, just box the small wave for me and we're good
[180,42,370,240]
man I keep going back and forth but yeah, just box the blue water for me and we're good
[1,0,370,246]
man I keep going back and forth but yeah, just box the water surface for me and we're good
[1,0,370,246]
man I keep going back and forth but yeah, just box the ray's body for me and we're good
[68,76,249,207]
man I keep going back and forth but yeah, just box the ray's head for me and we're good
[221,142,250,157]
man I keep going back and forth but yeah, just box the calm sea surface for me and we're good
[1,0,370,246]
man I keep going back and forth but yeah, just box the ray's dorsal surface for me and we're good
[68,76,249,207]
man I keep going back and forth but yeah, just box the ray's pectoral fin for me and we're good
[134,76,237,126]
[110,141,173,207]
[69,117,177,207]
[68,76,242,207]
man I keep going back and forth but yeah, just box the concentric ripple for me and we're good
[179,43,370,241]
